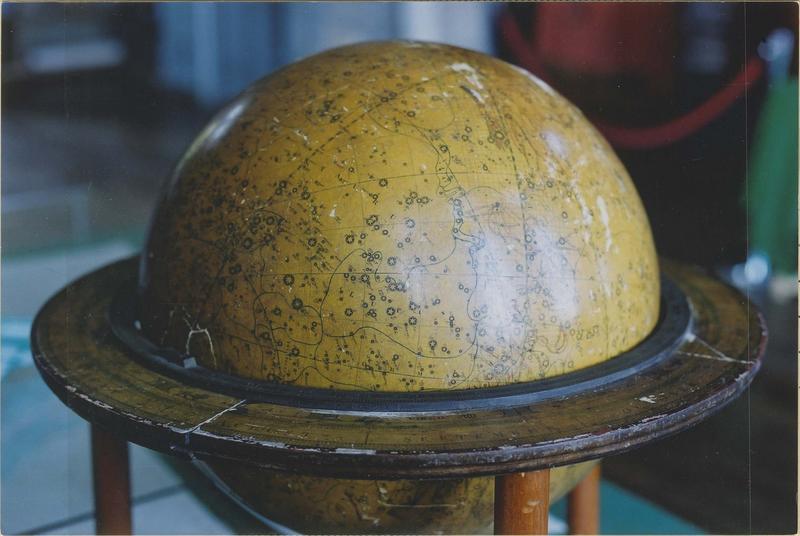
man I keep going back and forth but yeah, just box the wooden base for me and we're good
[568,465,601,534]
[91,426,132,535]
[494,469,550,535]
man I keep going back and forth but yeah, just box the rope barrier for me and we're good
[499,11,765,150]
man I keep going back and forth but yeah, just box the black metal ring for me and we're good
[109,276,692,413]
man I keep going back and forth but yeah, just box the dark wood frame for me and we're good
[32,259,765,481]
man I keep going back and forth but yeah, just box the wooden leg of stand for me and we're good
[567,464,601,535]
[91,426,132,535]
[494,469,550,535]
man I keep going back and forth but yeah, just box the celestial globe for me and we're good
[136,41,660,533]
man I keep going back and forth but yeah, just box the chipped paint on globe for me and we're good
[136,41,658,532]
[140,41,660,391]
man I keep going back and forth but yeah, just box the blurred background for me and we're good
[1,3,796,534]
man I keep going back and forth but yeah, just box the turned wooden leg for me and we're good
[567,464,601,535]
[91,425,132,535]
[494,469,550,535]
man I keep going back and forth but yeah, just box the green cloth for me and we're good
[747,78,798,275]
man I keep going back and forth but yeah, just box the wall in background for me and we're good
[154,2,499,108]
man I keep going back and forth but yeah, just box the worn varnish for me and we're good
[31,41,766,535]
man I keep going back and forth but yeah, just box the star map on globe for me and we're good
[139,41,660,393]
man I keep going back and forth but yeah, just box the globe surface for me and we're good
[137,41,659,533]
[140,41,660,391]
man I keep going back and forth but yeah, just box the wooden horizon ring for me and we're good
[32,257,765,480]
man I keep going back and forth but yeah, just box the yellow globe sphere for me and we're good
[137,41,659,533]
[140,41,659,392]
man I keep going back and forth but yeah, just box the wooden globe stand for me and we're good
[31,259,765,536]
[26,41,767,536]
[89,426,599,535]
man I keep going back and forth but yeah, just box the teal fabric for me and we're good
[551,480,704,534]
